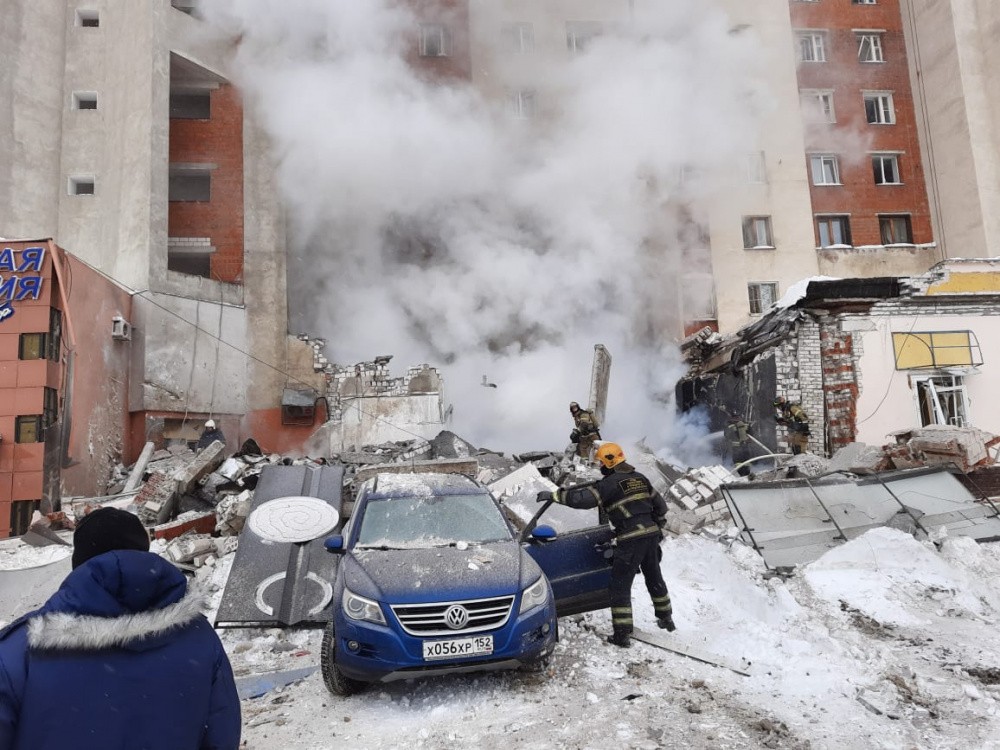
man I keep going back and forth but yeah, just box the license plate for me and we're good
[422,635,494,661]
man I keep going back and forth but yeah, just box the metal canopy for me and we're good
[723,468,1000,569]
[215,464,344,628]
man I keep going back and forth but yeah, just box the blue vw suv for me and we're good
[321,472,612,695]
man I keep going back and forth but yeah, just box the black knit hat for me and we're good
[72,507,150,569]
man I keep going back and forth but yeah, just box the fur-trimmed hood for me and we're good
[22,549,207,652]
[28,586,207,651]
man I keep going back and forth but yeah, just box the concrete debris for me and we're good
[827,442,886,474]
[663,465,736,534]
[883,426,1000,473]
[23,511,74,547]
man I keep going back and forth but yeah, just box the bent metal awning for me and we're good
[722,467,1000,569]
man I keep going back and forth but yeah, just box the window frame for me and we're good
[801,90,836,124]
[796,31,827,63]
[816,215,853,247]
[419,24,450,58]
[566,21,601,54]
[856,31,885,63]
[864,91,895,125]
[741,216,774,250]
[809,154,841,186]
[912,374,969,428]
[746,151,767,184]
[502,22,534,54]
[15,415,42,444]
[872,153,902,185]
[879,214,913,244]
[509,89,536,120]
[748,282,778,316]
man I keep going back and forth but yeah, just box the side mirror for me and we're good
[530,524,557,543]
[324,535,345,553]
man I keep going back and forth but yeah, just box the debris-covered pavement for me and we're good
[5,431,1000,749]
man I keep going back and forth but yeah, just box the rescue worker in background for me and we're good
[724,414,753,477]
[196,419,226,451]
[568,401,601,459]
[536,442,674,647]
[774,397,809,455]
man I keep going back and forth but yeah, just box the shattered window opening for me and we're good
[914,375,969,428]
[864,92,895,124]
[747,282,777,315]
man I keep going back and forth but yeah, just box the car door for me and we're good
[523,501,613,616]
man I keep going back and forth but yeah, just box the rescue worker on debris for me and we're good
[196,419,226,451]
[536,442,674,647]
[774,396,810,455]
[724,413,753,477]
[568,401,601,459]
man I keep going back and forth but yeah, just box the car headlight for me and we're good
[518,576,549,615]
[342,588,386,625]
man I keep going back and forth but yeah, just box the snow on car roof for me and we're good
[369,472,485,499]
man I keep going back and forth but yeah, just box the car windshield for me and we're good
[355,493,513,549]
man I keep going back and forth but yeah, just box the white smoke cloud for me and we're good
[199,0,766,462]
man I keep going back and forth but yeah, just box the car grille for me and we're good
[390,595,516,636]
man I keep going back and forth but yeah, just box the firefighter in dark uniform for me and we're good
[569,401,601,459]
[774,397,809,455]
[537,442,674,647]
[724,414,753,477]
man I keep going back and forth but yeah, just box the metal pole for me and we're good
[721,486,764,558]
[803,477,848,541]
[857,469,934,538]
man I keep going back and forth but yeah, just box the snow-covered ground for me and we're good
[4,528,998,748]
[196,529,1000,750]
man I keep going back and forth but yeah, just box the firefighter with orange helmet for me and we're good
[537,442,674,647]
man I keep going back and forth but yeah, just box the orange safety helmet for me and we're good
[596,442,626,469]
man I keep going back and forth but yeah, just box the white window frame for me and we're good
[911,374,969,428]
[863,91,895,124]
[816,215,852,247]
[872,153,902,185]
[746,152,767,184]
[509,89,536,119]
[810,154,841,185]
[796,31,827,63]
[748,282,778,316]
[502,22,534,54]
[801,90,836,123]
[742,216,774,250]
[419,24,450,57]
[856,31,885,63]
[566,21,601,54]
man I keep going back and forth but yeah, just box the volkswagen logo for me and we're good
[444,604,469,630]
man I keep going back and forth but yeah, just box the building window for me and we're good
[857,32,884,63]
[879,214,913,244]
[816,215,852,247]
[796,32,827,63]
[914,375,969,427]
[72,91,98,110]
[19,333,46,360]
[509,89,536,119]
[746,152,767,184]
[748,283,778,315]
[169,91,211,119]
[864,92,895,124]
[419,24,450,57]
[15,416,42,444]
[872,154,901,185]
[68,176,95,196]
[566,22,601,53]
[810,155,841,185]
[76,9,99,27]
[742,216,774,249]
[801,91,836,123]
[502,22,534,53]
[43,387,58,429]
[169,169,211,202]
[10,500,41,537]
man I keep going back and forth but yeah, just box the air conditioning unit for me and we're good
[111,316,132,341]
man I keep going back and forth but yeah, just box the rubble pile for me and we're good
[662,465,736,535]
[880,426,1000,473]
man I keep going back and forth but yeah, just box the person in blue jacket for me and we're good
[0,507,241,750]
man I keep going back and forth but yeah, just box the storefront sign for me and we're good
[0,246,46,308]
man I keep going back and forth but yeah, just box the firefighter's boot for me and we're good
[657,616,676,632]
[606,630,631,648]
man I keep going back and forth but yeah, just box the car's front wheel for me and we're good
[321,623,365,697]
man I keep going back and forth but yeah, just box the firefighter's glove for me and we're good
[569,429,581,443]
[536,491,554,504]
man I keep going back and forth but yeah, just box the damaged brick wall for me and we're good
[820,318,861,452]
[776,317,825,455]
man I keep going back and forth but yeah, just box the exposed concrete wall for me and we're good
[902,0,1000,259]
[61,254,133,497]
[0,1,65,240]
[335,393,447,451]
[817,244,940,278]
[129,293,247,416]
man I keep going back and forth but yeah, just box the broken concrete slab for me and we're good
[354,457,478,485]
[123,442,155,493]
[175,440,227,495]
[828,442,885,474]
